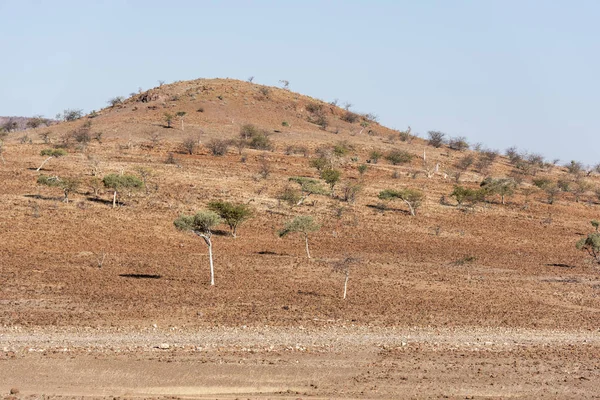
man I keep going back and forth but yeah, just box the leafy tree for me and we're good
[320,168,341,196]
[309,156,331,172]
[108,97,125,107]
[58,109,83,122]
[450,185,484,206]
[278,216,321,258]
[37,175,79,203]
[480,178,517,205]
[288,177,328,206]
[102,173,144,208]
[576,222,600,264]
[378,188,424,216]
[208,201,253,238]
[37,148,68,171]
[174,211,222,285]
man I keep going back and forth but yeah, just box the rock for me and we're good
[10,388,19,395]
[158,343,170,349]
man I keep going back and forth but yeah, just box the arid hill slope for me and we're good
[1,78,599,330]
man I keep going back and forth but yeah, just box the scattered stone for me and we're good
[158,343,170,349]
[9,388,19,395]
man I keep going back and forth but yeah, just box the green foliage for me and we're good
[40,148,67,157]
[591,220,599,232]
[278,186,302,206]
[576,231,600,264]
[369,150,383,164]
[450,185,485,205]
[532,178,552,189]
[37,175,79,202]
[448,136,469,151]
[309,156,330,172]
[278,216,320,238]
[358,164,368,175]
[378,188,424,216]
[333,141,353,157]
[289,176,328,196]
[282,121,289,127]
[320,168,341,191]
[240,124,261,140]
[480,177,517,204]
[102,174,144,191]
[174,211,222,235]
[164,112,174,128]
[248,132,273,150]
[208,201,253,237]
[385,149,414,165]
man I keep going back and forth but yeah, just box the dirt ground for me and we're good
[1,79,600,398]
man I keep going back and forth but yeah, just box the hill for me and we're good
[2,78,600,398]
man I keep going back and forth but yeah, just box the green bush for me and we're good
[385,150,414,165]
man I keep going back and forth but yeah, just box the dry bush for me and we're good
[206,139,229,156]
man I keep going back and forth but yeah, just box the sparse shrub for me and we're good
[533,178,552,189]
[341,182,362,203]
[207,139,229,156]
[479,177,517,204]
[207,201,253,238]
[258,157,271,179]
[566,160,584,176]
[456,154,475,171]
[278,216,321,258]
[258,86,270,98]
[385,149,414,165]
[306,102,323,114]
[369,150,383,164]
[341,111,360,123]
[282,121,289,127]
[576,222,600,264]
[197,107,205,113]
[108,96,125,107]
[59,109,83,122]
[289,176,328,205]
[333,141,353,157]
[278,186,302,206]
[309,156,331,172]
[427,131,445,148]
[248,132,273,150]
[165,152,178,165]
[572,179,592,202]
[505,146,522,165]
[174,211,222,285]
[475,149,499,173]
[240,124,260,140]
[448,136,469,151]
[378,188,424,216]
[358,164,368,175]
[182,137,197,155]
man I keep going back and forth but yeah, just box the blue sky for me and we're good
[1,0,598,164]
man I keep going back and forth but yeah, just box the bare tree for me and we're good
[174,211,222,285]
[279,216,321,258]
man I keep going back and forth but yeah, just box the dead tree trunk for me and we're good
[304,233,311,259]
[36,156,53,172]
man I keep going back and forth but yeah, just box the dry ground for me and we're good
[1,79,600,398]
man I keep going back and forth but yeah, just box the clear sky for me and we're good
[1,0,598,164]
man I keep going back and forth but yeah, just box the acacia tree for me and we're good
[480,177,517,205]
[36,148,68,171]
[174,211,222,285]
[164,112,174,128]
[102,173,144,208]
[37,175,79,203]
[332,256,360,300]
[208,200,253,238]
[278,215,320,258]
[378,188,424,216]
[576,221,600,264]
[320,168,341,196]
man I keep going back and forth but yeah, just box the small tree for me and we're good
[174,211,222,285]
[37,175,79,203]
[332,256,360,300]
[278,216,320,258]
[448,136,469,151]
[37,148,67,171]
[164,112,174,128]
[176,111,187,130]
[378,188,424,216]
[385,149,414,165]
[108,96,125,107]
[427,131,445,148]
[576,222,600,264]
[450,185,484,206]
[102,173,144,208]
[208,200,253,238]
[480,178,517,205]
[320,168,341,196]
[207,139,229,156]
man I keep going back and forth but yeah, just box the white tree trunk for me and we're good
[207,238,215,285]
[112,191,117,208]
[304,233,311,259]
[343,270,349,299]
[181,119,184,131]
[404,199,415,216]
[36,156,53,172]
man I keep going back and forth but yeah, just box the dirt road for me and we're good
[1,326,599,399]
